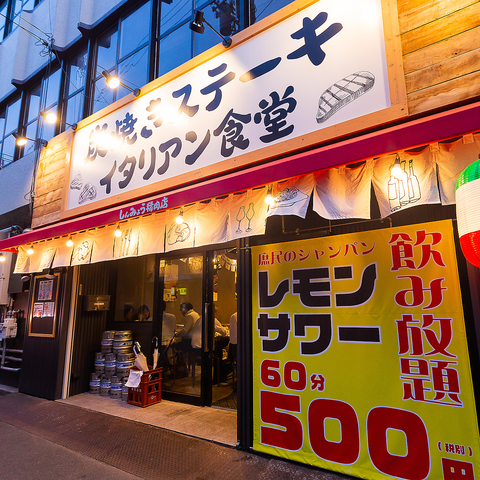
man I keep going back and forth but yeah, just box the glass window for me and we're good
[23,83,41,156]
[0,98,21,166]
[158,23,192,77]
[0,1,8,40]
[67,48,88,97]
[117,45,149,97]
[250,0,294,23]
[26,83,41,123]
[1,0,36,39]
[44,69,61,111]
[160,0,192,36]
[92,77,114,115]
[97,29,118,73]
[93,1,151,110]
[64,47,88,127]
[0,111,5,139]
[119,1,150,60]
[19,68,61,158]
[65,92,84,127]
[4,98,21,134]
[157,0,241,77]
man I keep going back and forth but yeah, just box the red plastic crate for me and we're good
[127,367,162,407]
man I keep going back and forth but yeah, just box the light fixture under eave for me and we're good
[13,132,47,147]
[26,245,34,255]
[46,268,55,279]
[265,185,275,206]
[40,111,77,131]
[0,253,5,262]
[391,154,402,177]
[102,71,141,97]
[66,237,74,247]
[176,208,184,225]
[114,225,122,237]
[189,10,232,48]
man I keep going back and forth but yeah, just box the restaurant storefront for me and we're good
[1,0,480,478]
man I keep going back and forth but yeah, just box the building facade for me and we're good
[1,0,480,478]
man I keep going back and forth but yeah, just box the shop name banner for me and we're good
[67,0,392,213]
[252,220,480,479]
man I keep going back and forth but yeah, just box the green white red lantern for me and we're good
[456,155,480,267]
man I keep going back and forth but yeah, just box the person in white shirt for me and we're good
[214,304,228,337]
[178,302,201,349]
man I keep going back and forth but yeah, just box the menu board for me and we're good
[29,273,60,337]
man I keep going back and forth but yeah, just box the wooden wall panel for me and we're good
[400,3,480,55]
[397,0,477,34]
[406,70,480,115]
[32,130,71,229]
[399,0,480,115]
[403,27,480,75]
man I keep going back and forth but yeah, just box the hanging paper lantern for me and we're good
[456,155,480,267]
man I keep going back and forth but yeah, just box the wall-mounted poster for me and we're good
[29,273,60,337]
[252,220,480,479]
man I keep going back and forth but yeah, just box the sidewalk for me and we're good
[0,390,355,480]
[58,391,237,446]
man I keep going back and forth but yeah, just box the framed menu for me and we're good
[29,273,60,337]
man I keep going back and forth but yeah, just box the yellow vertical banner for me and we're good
[252,220,480,479]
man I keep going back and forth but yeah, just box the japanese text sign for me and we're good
[252,220,480,479]
[67,0,403,217]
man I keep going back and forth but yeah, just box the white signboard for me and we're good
[68,0,394,212]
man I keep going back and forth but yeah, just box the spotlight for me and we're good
[27,245,34,255]
[189,10,232,47]
[102,71,140,96]
[40,112,77,131]
[0,253,5,262]
[66,237,74,247]
[13,132,47,147]
[114,225,122,237]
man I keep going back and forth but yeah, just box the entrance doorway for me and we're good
[159,248,237,408]
[65,246,237,409]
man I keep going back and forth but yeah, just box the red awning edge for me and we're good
[1,100,479,252]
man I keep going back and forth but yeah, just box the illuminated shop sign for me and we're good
[67,0,405,216]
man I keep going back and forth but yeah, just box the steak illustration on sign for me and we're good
[316,71,375,124]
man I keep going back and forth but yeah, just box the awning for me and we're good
[1,100,479,252]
